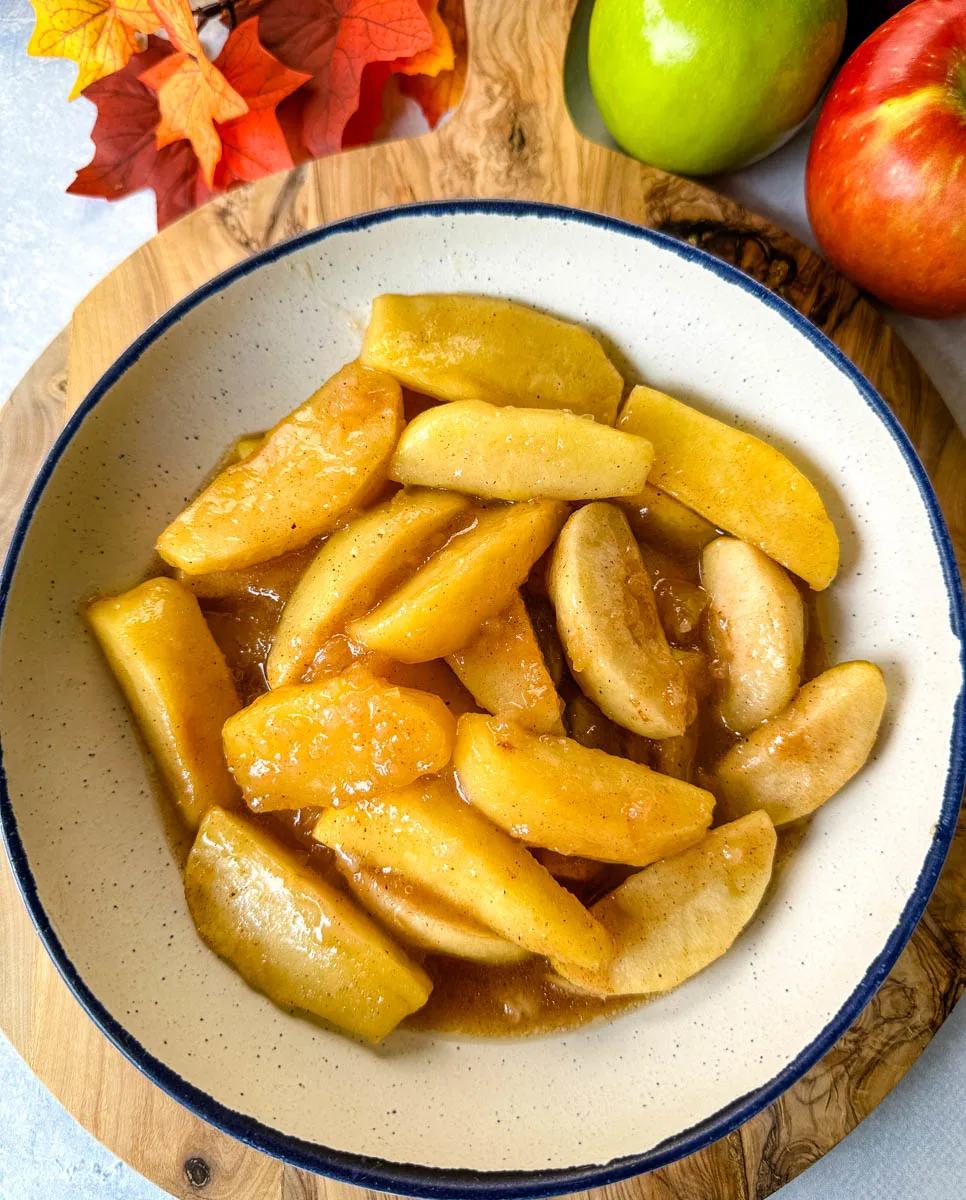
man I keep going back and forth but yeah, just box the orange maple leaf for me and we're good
[27,0,156,99]
[140,0,247,187]
[211,18,312,187]
[393,0,454,78]
[115,0,160,34]
[400,0,466,128]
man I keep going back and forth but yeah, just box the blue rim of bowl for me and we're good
[0,200,963,1199]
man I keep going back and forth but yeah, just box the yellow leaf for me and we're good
[28,0,143,99]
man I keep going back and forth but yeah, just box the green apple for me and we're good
[589,0,847,175]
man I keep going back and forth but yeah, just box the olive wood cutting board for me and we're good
[1,0,964,1196]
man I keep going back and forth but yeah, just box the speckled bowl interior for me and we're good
[0,204,963,1198]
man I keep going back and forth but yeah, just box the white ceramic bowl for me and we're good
[1,203,963,1197]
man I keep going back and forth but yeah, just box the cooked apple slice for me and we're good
[349,500,569,663]
[618,386,839,589]
[653,577,708,645]
[157,363,404,574]
[389,400,653,500]
[548,502,694,738]
[89,578,241,830]
[175,542,318,603]
[620,483,718,558]
[231,433,265,463]
[714,661,887,825]
[185,808,431,1041]
[360,294,623,423]
[702,536,805,733]
[334,851,528,965]
[315,776,612,970]
[454,714,713,865]
[446,592,565,735]
[222,668,456,812]
[267,489,470,687]
[555,811,777,996]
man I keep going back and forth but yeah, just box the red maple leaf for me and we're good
[69,20,310,225]
[67,39,213,226]
[258,0,434,159]
[342,0,454,147]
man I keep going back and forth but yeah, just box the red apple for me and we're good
[806,0,966,317]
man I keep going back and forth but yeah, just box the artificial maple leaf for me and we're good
[146,0,197,51]
[70,22,310,225]
[258,0,434,159]
[341,61,392,148]
[344,0,453,145]
[28,0,148,99]
[393,0,454,78]
[140,0,248,188]
[400,0,465,128]
[115,0,160,34]
[210,18,312,186]
[67,38,213,226]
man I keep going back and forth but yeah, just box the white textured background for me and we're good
[1,0,965,1196]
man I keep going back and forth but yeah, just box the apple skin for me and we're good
[806,0,966,318]
[588,0,846,176]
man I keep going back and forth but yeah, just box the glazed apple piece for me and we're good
[185,808,431,1042]
[157,363,404,574]
[267,488,471,687]
[334,851,529,966]
[714,661,887,825]
[619,483,718,559]
[446,591,565,735]
[175,541,318,603]
[222,668,456,812]
[389,400,653,500]
[453,714,713,866]
[230,433,265,463]
[548,502,694,738]
[360,294,624,423]
[702,536,805,733]
[618,385,839,589]
[555,811,777,996]
[349,500,569,663]
[88,578,241,830]
[315,776,612,970]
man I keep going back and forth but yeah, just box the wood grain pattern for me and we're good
[2,0,964,1197]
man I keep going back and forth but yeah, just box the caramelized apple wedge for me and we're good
[618,386,839,589]
[230,433,265,463]
[702,537,805,733]
[389,400,653,500]
[349,501,569,663]
[446,592,565,735]
[157,363,404,574]
[548,502,694,738]
[714,661,887,825]
[175,542,317,603]
[89,578,241,830]
[315,777,612,970]
[454,714,714,865]
[555,812,777,996]
[619,483,718,559]
[267,488,470,687]
[222,668,456,812]
[334,851,528,965]
[360,294,623,423]
[185,808,431,1041]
